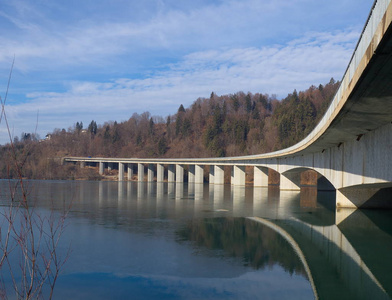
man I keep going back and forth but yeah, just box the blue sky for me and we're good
[0,0,372,144]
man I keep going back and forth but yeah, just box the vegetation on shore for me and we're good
[0,78,339,180]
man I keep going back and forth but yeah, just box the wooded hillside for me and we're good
[0,78,339,179]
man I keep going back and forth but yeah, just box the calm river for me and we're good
[1,180,392,299]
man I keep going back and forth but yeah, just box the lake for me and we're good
[0,180,391,299]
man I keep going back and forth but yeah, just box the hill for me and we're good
[0,78,339,180]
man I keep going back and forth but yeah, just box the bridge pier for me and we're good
[147,164,154,182]
[210,165,225,185]
[209,165,215,184]
[168,164,175,182]
[280,172,301,191]
[195,165,204,184]
[254,166,268,187]
[157,164,164,182]
[119,162,124,181]
[128,164,133,180]
[232,165,246,186]
[188,165,195,183]
[99,162,104,175]
[337,186,392,209]
[138,163,144,182]
[176,164,184,183]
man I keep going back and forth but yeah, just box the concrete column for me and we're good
[147,164,154,182]
[254,166,268,187]
[118,162,124,181]
[99,162,104,175]
[280,173,300,191]
[176,164,184,183]
[336,187,392,209]
[80,161,86,168]
[195,165,204,184]
[232,165,246,186]
[168,164,175,182]
[209,166,215,184]
[157,164,164,182]
[138,163,144,182]
[127,164,133,180]
[230,166,234,185]
[214,165,225,185]
[188,165,195,183]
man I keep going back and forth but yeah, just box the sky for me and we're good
[0,0,373,144]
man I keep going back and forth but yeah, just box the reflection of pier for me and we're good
[249,210,392,300]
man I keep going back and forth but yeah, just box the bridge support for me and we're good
[188,165,195,183]
[210,165,224,185]
[176,164,184,183]
[119,162,124,181]
[138,163,144,182]
[209,166,215,184]
[195,165,204,184]
[127,164,133,180]
[280,172,301,191]
[157,164,164,182]
[147,164,154,182]
[168,164,175,182]
[99,162,104,175]
[254,166,268,187]
[232,165,246,186]
[336,186,392,209]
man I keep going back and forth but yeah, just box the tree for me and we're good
[245,93,252,113]
[75,122,83,132]
[178,104,185,113]
[0,64,69,299]
[158,136,168,155]
[88,120,97,136]
[149,117,155,136]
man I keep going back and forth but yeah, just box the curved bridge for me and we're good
[64,0,392,209]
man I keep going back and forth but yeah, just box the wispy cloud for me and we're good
[0,0,372,143]
[2,28,359,142]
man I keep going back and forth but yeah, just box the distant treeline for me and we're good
[0,78,339,179]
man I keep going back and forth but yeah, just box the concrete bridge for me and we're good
[64,0,392,209]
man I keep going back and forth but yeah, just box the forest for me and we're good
[0,78,339,180]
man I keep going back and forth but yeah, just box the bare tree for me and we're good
[0,60,70,299]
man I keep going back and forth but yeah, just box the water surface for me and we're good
[1,180,391,299]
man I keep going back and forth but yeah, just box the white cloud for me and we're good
[0,28,359,144]
[0,0,372,144]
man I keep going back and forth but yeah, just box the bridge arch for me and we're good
[281,166,336,191]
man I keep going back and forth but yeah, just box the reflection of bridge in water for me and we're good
[65,0,392,210]
[250,214,392,300]
[67,181,392,300]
